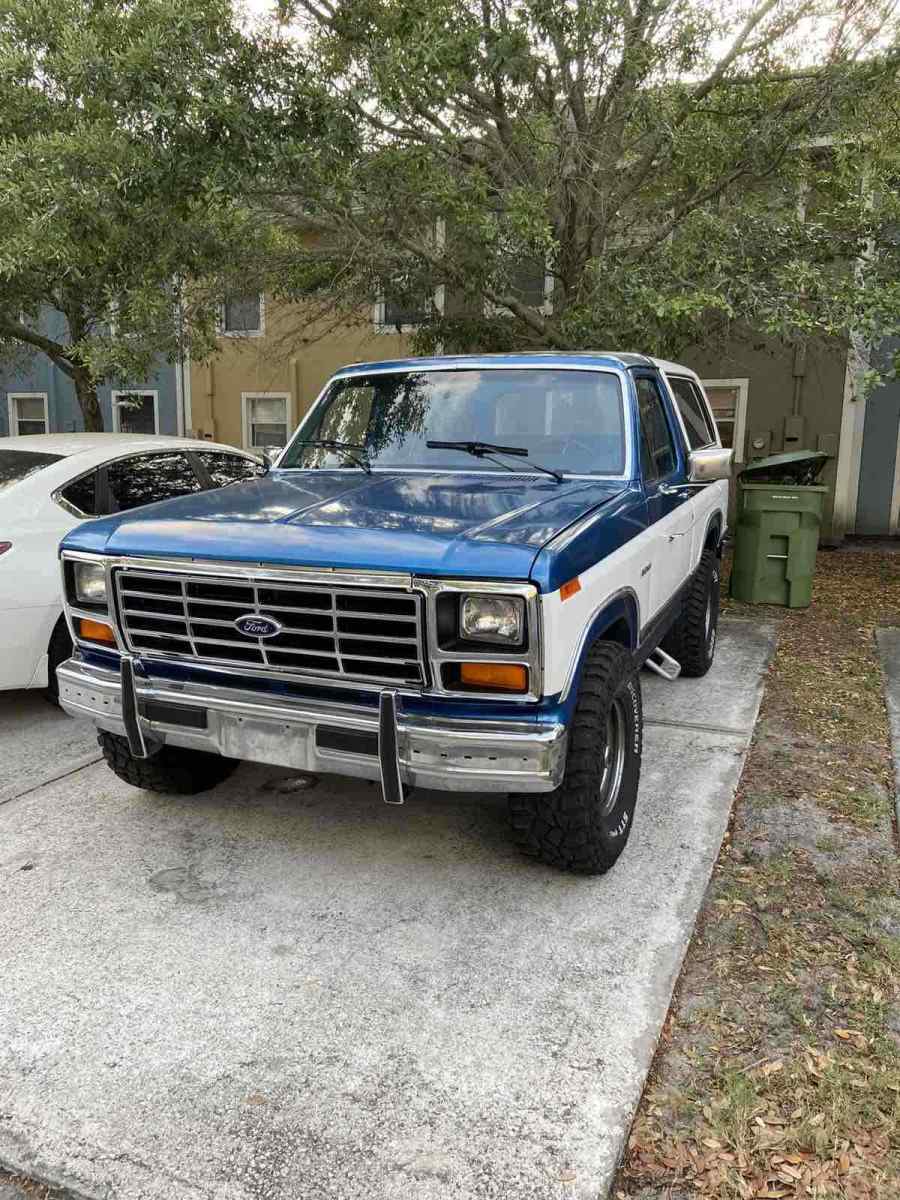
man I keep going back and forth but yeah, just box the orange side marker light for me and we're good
[78,618,116,645]
[459,662,528,692]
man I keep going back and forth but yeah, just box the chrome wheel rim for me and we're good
[598,698,627,817]
[704,592,713,640]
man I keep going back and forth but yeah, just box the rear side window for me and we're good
[195,452,264,487]
[0,449,63,491]
[667,377,716,449]
[59,471,99,516]
[635,376,677,479]
[105,453,201,513]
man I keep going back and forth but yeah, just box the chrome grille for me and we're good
[114,569,426,686]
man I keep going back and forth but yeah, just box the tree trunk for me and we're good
[73,368,104,432]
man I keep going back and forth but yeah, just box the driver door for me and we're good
[633,372,694,617]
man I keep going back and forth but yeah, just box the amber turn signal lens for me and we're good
[77,618,116,645]
[459,662,527,692]
[560,576,581,601]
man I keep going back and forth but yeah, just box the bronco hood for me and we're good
[61,470,628,583]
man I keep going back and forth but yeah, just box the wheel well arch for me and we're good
[704,512,724,555]
[559,590,639,704]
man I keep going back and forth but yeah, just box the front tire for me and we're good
[98,731,239,795]
[508,642,642,875]
[661,546,720,678]
[45,617,72,706]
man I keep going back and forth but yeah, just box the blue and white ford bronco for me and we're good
[58,353,731,875]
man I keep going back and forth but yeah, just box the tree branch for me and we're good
[0,319,77,376]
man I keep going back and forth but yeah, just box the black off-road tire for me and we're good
[661,546,720,678]
[508,642,642,875]
[45,618,73,706]
[98,731,239,795]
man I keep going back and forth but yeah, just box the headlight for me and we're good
[74,561,107,606]
[460,594,524,645]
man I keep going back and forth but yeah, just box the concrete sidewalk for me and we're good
[0,618,775,1200]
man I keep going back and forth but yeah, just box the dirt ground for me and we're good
[617,549,900,1200]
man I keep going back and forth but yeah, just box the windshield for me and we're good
[0,449,64,492]
[281,368,626,476]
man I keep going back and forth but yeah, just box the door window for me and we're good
[195,451,264,487]
[105,453,201,512]
[667,377,717,449]
[112,392,157,434]
[8,393,48,435]
[60,471,99,516]
[635,376,677,480]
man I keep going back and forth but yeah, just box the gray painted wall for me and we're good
[683,331,848,540]
[856,339,900,535]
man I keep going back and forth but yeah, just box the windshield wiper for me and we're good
[425,440,563,483]
[292,439,371,473]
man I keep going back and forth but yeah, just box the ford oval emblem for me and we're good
[234,614,283,639]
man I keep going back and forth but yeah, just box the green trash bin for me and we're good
[730,450,829,609]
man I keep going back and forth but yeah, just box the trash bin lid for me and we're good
[739,449,829,485]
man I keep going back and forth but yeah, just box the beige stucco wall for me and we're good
[188,296,411,449]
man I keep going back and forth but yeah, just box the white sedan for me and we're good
[0,433,264,699]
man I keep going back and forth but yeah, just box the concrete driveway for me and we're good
[0,618,774,1200]
[0,690,100,805]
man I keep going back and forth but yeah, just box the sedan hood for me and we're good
[61,470,627,582]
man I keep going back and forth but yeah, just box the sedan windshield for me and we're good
[280,368,626,476]
[0,449,64,492]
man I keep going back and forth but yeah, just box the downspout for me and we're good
[290,355,300,428]
[174,284,186,437]
[205,362,216,441]
[791,340,806,417]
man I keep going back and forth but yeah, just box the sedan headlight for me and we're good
[74,561,108,606]
[460,594,524,645]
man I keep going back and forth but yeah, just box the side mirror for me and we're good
[261,447,281,470]
[688,445,733,483]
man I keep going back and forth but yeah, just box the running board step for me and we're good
[645,647,681,680]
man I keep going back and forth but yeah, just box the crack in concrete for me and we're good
[644,717,752,738]
[0,755,103,809]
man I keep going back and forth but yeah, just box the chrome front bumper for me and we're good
[58,657,567,796]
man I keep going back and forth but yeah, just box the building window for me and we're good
[374,222,445,332]
[111,391,159,434]
[374,284,439,331]
[242,393,292,450]
[485,259,554,318]
[8,393,49,436]
[701,378,749,463]
[222,294,264,337]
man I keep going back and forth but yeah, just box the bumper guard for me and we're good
[59,656,567,797]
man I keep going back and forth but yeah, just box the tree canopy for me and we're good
[269,0,900,380]
[0,0,305,428]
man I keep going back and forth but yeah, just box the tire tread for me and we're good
[661,547,719,678]
[98,731,238,795]
[508,642,642,875]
